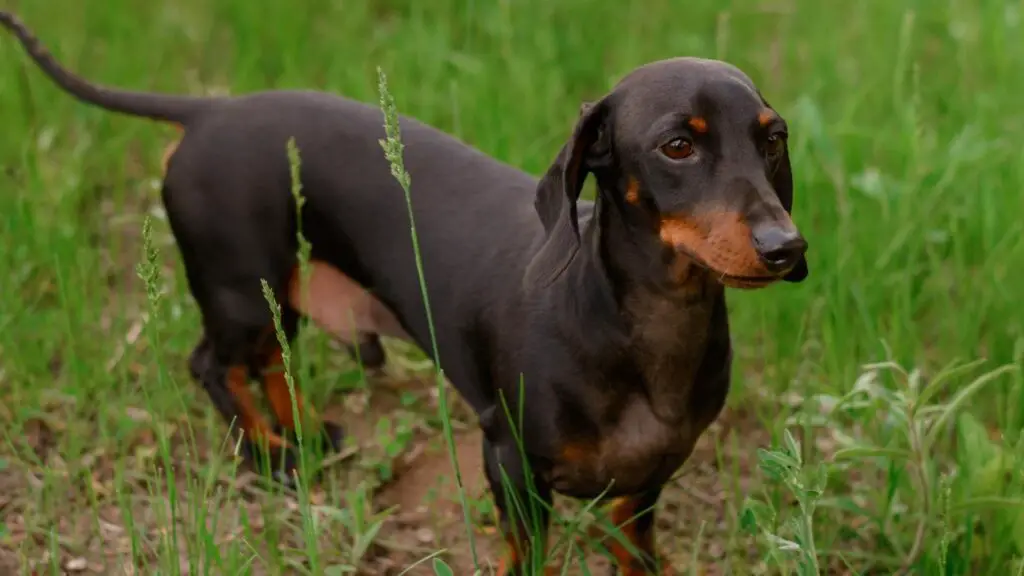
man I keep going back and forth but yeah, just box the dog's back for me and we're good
[165,90,544,369]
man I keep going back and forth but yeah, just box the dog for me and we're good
[2,11,808,575]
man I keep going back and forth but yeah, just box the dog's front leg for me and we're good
[482,435,555,576]
[607,487,673,575]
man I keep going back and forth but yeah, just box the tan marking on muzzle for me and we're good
[658,212,787,288]
[287,261,411,344]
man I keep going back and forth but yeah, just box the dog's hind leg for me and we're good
[180,260,344,487]
[249,306,345,455]
[188,328,300,486]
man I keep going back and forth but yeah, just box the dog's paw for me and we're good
[346,333,387,370]
[320,420,345,452]
[606,557,675,576]
[239,438,302,490]
[240,421,347,488]
[274,421,345,454]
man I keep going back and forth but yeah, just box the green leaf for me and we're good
[783,429,803,462]
[765,532,802,553]
[1013,514,1024,554]
[352,518,387,562]
[759,447,800,472]
[917,358,988,408]
[955,412,998,474]
[811,461,829,495]
[740,498,774,534]
[951,497,1024,514]
[432,558,455,576]
[832,445,912,462]
[973,452,1015,498]
[925,364,1017,451]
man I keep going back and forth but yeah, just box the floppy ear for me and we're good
[523,99,608,288]
[772,138,808,283]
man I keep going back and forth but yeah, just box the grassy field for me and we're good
[2,0,1024,574]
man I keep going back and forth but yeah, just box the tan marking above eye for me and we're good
[687,116,708,133]
[758,109,777,127]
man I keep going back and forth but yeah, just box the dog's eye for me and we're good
[660,138,694,160]
[765,133,786,161]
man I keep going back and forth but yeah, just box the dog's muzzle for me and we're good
[752,224,807,275]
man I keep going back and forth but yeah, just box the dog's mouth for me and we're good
[659,214,792,290]
[672,246,783,289]
[717,273,780,289]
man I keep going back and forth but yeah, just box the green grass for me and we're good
[2,0,1024,574]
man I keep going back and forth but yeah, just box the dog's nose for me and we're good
[753,225,807,273]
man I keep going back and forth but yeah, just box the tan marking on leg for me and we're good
[609,496,658,575]
[226,366,287,449]
[494,524,558,576]
[259,346,317,430]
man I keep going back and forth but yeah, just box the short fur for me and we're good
[3,12,808,574]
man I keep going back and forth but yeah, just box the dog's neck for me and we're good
[564,188,728,424]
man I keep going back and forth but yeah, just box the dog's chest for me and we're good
[544,285,726,499]
[547,396,701,498]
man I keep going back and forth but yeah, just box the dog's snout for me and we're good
[753,225,807,273]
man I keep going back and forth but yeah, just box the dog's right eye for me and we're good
[660,138,694,160]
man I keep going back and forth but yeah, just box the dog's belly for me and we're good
[545,398,701,499]
[287,260,411,344]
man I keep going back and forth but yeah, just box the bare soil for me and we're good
[0,368,772,575]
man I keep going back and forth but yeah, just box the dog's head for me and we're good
[525,57,808,290]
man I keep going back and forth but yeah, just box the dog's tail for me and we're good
[1,12,210,125]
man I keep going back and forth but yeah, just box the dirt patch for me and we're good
[370,429,502,575]
[0,360,773,575]
[359,397,771,575]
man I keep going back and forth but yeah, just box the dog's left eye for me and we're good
[660,138,694,160]
[764,133,786,161]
